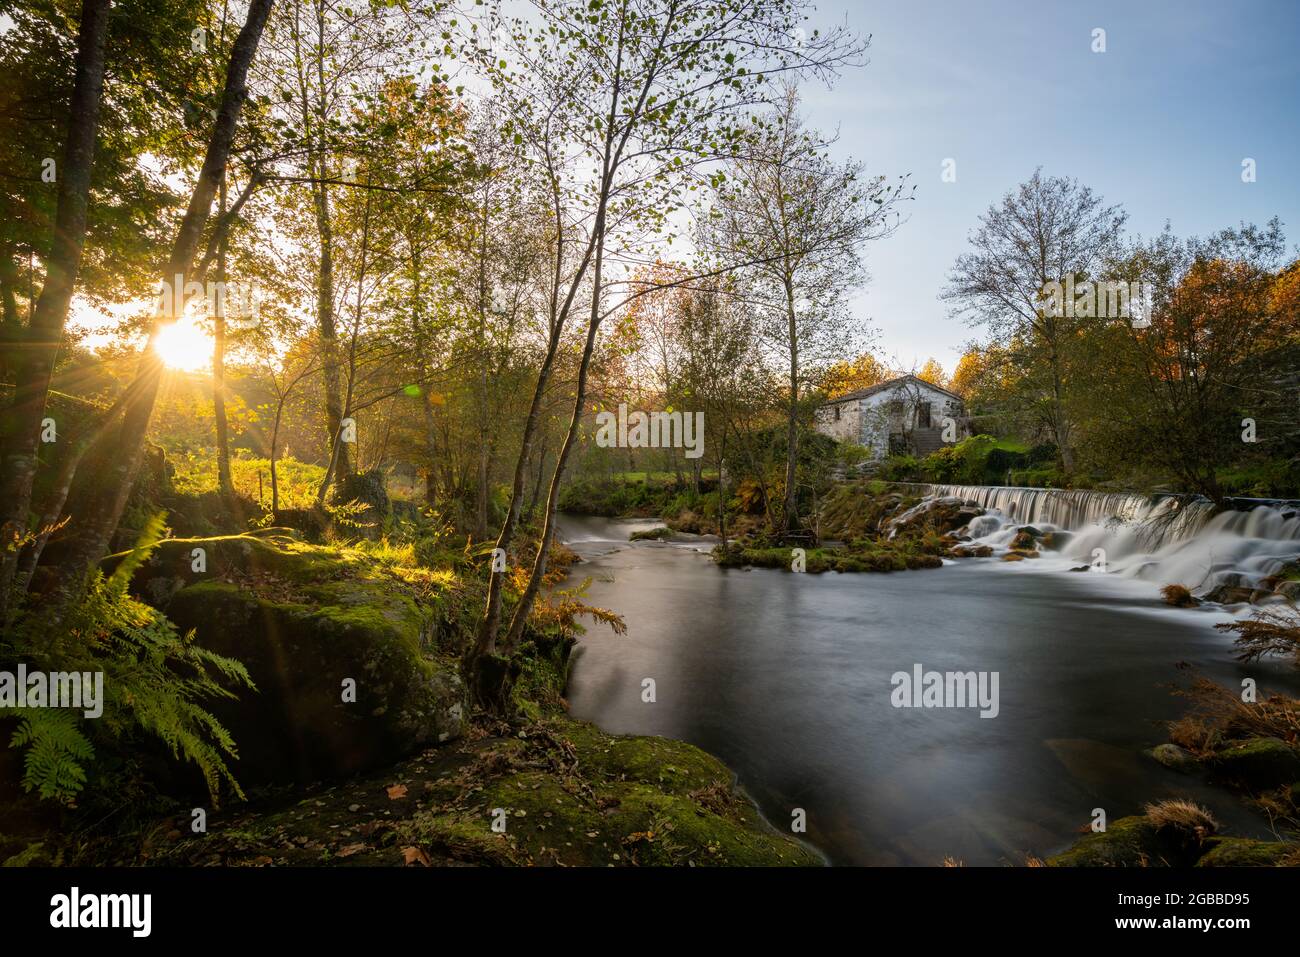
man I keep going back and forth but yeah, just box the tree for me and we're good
[1076,221,1299,500]
[48,0,277,612]
[707,83,909,538]
[942,169,1126,475]
[0,0,113,615]
[466,0,871,704]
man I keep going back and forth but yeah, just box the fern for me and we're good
[4,513,255,807]
[4,709,93,803]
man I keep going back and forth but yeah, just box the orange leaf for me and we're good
[386,784,408,800]
[401,846,431,867]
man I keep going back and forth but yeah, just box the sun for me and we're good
[153,313,212,372]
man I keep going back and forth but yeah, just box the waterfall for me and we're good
[923,483,1300,595]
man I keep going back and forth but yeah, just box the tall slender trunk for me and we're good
[473,210,599,664]
[48,0,275,611]
[0,0,112,614]
[474,185,491,541]
[526,428,549,519]
[309,4,348,488]
[782,274,800,538]
[501,236,608,653]
[213,168,234,498]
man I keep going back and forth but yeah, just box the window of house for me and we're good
[917,402,932,428]
[834,405,841,421]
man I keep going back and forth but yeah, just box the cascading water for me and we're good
[924,484,1300,597]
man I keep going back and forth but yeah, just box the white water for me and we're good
[925,484,1300,597]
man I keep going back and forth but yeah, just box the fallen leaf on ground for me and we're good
[386,784,408,800]
[401,846,431,867]
[337,843,368,857]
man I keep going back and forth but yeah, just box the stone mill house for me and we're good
[814,374,969,458]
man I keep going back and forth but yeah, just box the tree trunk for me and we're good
[782,277,800,539]
[0,0,112,614]
[501,236,608,655]
[213,168,235,501]
[48,0,275,610]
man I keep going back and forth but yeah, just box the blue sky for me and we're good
[797,0,1300,373]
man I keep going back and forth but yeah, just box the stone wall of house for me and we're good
[815,379,966,458]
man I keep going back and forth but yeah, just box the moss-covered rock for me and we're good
[1208,737,1300,789]
[1047,813,1210,867]
[395,718,820,867]
[104,533,468,787]
[1047,816,1161,867]
[1148,743,1199,772]
[123,716,819,867]
[1196,837,1293,867]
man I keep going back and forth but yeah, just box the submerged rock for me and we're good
[1201,584,1256,605]
[1148,743,1199,772]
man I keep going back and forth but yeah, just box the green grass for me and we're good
[608,470,719,484]
[170,452,327,510]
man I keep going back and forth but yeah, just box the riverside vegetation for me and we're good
[0,459,818,867]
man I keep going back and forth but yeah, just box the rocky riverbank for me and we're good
[3,529,816,867]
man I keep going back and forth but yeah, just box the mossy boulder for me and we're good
[1148,743,1199,772]
[1196,837,1293,867]
[126,716,821,868]
[1046,815,1203,867]
[397,718,821,867]
[105,533,468,787]
[1048,817,1155,866]
[1207,737,1300,789]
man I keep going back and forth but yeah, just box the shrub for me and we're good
[1161,584,1199,608]
[1143,799,1219,838]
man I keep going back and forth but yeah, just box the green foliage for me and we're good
[877,454,921,482]
[2,515,254,807]
[170,452,326,511]
[8,709,93,803]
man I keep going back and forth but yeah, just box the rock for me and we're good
[1196,837,1292,867]
[1208,737,1300,789]
[885,497,984,539]
[1148,743,1199,772]
[1277,580,1300,601]
[1202,584,1256,605]
[105,534,469,787]
[396,718,823,867]
[330,469,392,539]
[1010,530,1037,550]
[1039,531,1072,550]
[1049,812,1212,867]
[1047,816,1160,867]
[949,544,993,558]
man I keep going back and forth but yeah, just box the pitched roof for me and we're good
[822,374,964,406]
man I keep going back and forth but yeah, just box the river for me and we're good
[558,509,1300,866]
